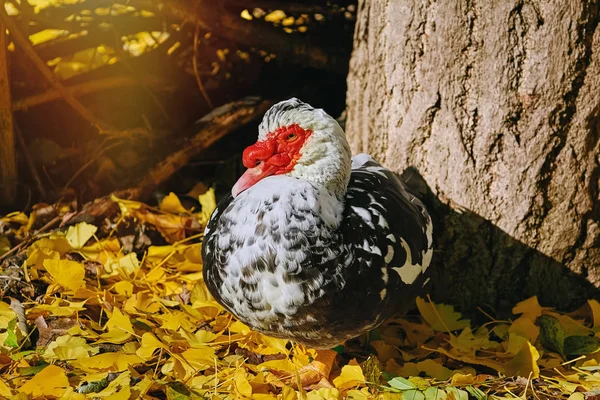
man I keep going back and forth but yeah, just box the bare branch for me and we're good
[126,0,348,74]
[0,7,116,134]
[135,97,272,198]
[12,75,168,111]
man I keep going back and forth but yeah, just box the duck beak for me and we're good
[232,162,279,197]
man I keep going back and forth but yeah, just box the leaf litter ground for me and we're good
[0,192,600,399]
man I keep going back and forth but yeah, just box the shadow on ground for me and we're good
[399,167,599,321]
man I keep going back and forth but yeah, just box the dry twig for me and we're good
[0,6,116,134]
[135,97,273,198]
[12,75,168,111]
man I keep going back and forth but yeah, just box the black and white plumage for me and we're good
[202,98,433,348]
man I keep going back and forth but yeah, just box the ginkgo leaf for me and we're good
[416,297,470,332]
[66,221,98,248]
[504,341,540,378]
[198,187,217,224]
[588,300,600,330]
[44,335,95,360]
[160,192,189,214]
[332,363,364,390]
[137,332,168,360]
[72,352,144,372]
[43,258,85,291]
[508,316,540,343]
[18,365,69,397]
[512,296,543,321]
[100,308,134,343]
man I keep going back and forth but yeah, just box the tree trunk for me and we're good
[345,0,600,314]
[0,23,16,205]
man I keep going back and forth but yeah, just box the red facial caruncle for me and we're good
[231,124,312,197]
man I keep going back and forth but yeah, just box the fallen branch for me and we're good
[135,97,273,198]
[0,7,116,134]
[12,75,168,111]
[67,97,272,224]
[125,0,348,74]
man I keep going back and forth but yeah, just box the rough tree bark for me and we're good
[345,1,600,313]
[0,23,16,205]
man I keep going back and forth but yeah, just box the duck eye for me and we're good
[286,133,297,141]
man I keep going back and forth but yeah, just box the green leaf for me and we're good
[388,377,417,391]
[3,318,18,348]
[166,382,191,400]
[564,335,600,356]
[402,390,425,400]
[19,362,50,376]
[446,386,469,400]
[465,386,487,400]
[537,314,565,358]
[424,387,447,400]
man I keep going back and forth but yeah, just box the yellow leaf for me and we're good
[0,302,16,330]
[1,211,28,225]
[547,312,593,337]
[416,297,470,332]
[95,370,131,399]
[569,393,585,400]
[18,365,69,397]
[504,333,529,355]
[65,221,98,248]
[44,335,95,360]
[0,235,10,257]
[333,363,365,390]
[264,10,286,22]
[198,187,217,224]
[43,259,85,292]
[72,352,143,372]
[0,379,11,397]
[181,346,216,370]
[450,373,475,386]
[508,316,540,343]
[160,192,188,214]
[136,332,168,360]
[504,341,540,378]
[106,253,140,274]
[512,296,543,321]
[589,300,600,330]
[100,308,134,343]
[113,281,134,297]
[306,388,341,400]
[281,385,298,400]
[30,298,87,317]
[416,359,454,380]
[449,327,498,354]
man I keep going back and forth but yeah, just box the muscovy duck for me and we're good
[202,98,433,348]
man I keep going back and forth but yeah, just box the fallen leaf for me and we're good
[66,221,98,248]
[416,297,470,332]
[18,365,69,397]
[512,296,543,321]
[43,258,86,292]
